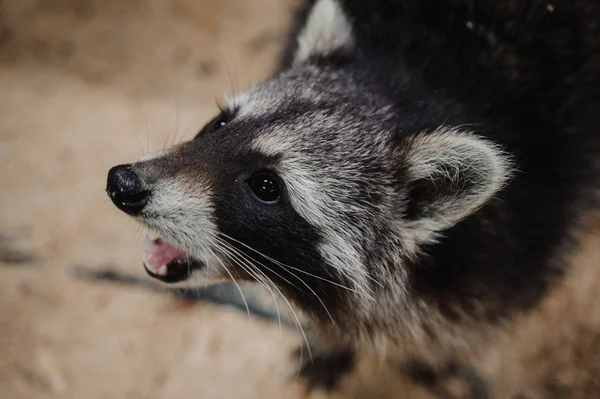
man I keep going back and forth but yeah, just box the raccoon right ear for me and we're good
[400,129,514,236]
[293,0,355,65]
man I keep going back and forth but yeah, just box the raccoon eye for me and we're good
[210,115,228,131]
[195,110,231,138]
[247,173,280,204]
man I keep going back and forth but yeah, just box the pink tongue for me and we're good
[145,239,187,271]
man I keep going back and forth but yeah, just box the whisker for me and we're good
[183,253,201,300]
[169,71,185,147]
[206,247,252,323]
[204,254,211,289]
[216,237,336,325]
[210,240,312,365]
[120,217,134,234]
[216,238,303,292]
[221,55,239,101]
[163,101,179,150]
[218,232,360,294]
[366,274,384,288]
[216,243,283,337]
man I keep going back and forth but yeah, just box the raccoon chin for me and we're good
[142,231,204,283]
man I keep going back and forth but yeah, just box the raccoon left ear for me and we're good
[294,0,355,65]
[401,129,514,234]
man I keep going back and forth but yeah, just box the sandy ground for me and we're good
[0,1,322,398]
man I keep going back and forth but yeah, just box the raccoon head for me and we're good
[106,0,513,336]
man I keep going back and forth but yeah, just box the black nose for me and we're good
[106,164,150,216]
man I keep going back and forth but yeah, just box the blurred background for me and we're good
[0,0,318,397]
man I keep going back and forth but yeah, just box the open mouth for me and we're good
[143,232,203,283]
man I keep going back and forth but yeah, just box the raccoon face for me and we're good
[106,0,513,327]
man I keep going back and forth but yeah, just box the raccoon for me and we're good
[106,0,600,396]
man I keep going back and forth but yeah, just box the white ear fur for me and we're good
[294,0,355,64]
[403,128,514,233]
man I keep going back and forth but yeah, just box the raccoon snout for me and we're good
[106,164,150,216]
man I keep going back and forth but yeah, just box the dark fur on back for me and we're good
[281,0,600,322]
[272,1,600,395]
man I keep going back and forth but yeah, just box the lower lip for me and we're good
[143,258,203,283]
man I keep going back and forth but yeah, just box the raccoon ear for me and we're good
[401,129,513,234]
[294,0,355,65]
